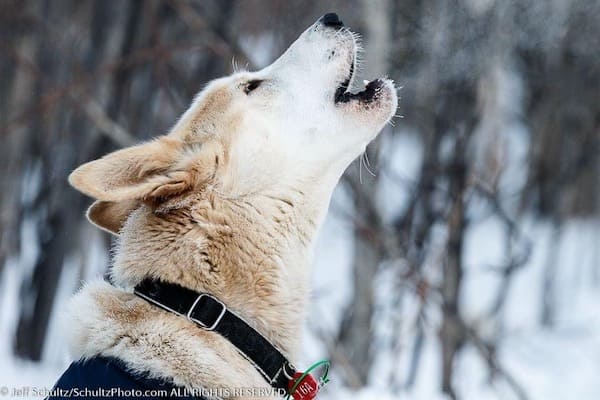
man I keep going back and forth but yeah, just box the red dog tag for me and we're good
[288,372,319,400]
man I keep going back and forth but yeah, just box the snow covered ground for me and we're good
[303,195,600,400]
[304,208,600,400]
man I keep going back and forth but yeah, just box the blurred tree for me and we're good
[338,0,392,387]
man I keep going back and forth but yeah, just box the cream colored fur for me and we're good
[65,17,397,400]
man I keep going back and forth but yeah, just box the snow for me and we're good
[306,211,600,400]
[0,259,65,395]
[303,131,600,399]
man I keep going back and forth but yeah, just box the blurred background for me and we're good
[0,0,598,399]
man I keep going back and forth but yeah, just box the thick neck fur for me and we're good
[66,176,338,398]
[114,186,320,354]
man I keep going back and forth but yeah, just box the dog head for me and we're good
[70,14,397,235]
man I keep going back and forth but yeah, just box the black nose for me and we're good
[320,13,343,28]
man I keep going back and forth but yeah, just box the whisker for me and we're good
[363,152,377,177]
[359,153,364,184]
[364,151,372,168]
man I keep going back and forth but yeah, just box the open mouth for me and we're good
[334,55,385,104]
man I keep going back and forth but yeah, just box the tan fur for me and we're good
[65,19,397,400]
[87,200,139,235]
[67,97,319,400]
[68,281,276,400]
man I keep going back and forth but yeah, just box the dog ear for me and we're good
[86,200,139,235]
[69,137,215,202]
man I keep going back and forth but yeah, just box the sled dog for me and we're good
[61,13,397,400]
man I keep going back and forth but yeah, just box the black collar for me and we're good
[133,278,296,393]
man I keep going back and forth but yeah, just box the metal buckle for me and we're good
[186,293,226,331]
[282,362,296,381]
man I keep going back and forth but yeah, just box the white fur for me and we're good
[65,17,397,400]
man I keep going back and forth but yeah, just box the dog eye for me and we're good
[244,80,263,94]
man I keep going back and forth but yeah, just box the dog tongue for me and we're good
[288,372,319,400]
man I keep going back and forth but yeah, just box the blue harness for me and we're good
[48,356,203,399]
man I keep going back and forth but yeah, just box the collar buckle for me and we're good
[283,362,296,381]
[134,278,295,392]
[187,293,226,331]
